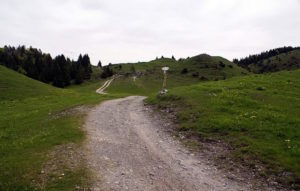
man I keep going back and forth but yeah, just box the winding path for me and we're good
[96,78,114,94]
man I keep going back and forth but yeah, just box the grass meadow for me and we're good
[0,65,116,190]
[146,69,300,185]
[1,58,299,189]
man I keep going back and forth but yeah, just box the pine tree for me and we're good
[75,64,85,84]
[82,54,92,79]
[98,60,102,68]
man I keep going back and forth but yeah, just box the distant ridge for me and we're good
[233,46,300,73]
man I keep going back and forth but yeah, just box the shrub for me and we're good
[219,61,225,67]
[130,65,136,74]
[256,87,266,91]
[101,66,113,78]
[200,76,208,81]
[181,68,188,74]
[192,72,199,77]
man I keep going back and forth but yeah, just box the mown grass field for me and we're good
[146,70,300,186]
[0,65,114,190]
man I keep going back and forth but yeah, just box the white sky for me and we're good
[0,0,300,65]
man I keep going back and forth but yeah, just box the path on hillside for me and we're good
[96,78,114,94]
[83,96,261,191]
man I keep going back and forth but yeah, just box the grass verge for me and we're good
[0,66,117,190]
[146,70,300,188]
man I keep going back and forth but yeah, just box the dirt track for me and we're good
[96,78,114,94]
[83,96,265,191]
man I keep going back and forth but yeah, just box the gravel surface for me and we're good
[84,96,262,191]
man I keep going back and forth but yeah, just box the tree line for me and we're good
[233,46,300,68]
[0,45,92,87]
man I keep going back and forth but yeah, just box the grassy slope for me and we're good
[108,54,248,95]
[107,53,300,187]
[0,65,112,190]
[147,70,300,185]
[2,50,299,189]
[108,54,300,186]
[248,50,300,73]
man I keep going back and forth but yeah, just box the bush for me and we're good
[219,61,225,67]
[256,87,266,91]
[130,65,136,74]
[200,76,208,81]
[181,68,188,74]
[192,72,199,77]
[101,66,113,78]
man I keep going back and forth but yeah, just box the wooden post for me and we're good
[161,67,169,94]
[163,71,167,91]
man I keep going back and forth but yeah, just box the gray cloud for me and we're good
[0,0,299,65]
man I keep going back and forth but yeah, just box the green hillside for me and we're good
[147,70,300,188]
[0,64,58,100]
[2,49,299,189]
[248,50,300,73]
[0,65,110,190]
[107,54,248,95]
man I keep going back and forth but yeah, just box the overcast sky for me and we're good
[0,0,299,65]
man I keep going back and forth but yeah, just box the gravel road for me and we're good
[84,96,257,191]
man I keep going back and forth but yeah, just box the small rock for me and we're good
[121,172,125,175]
[227,174,235,180]
[41,170,45,174]
[270,181,278,186]
[149,172,155,176]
